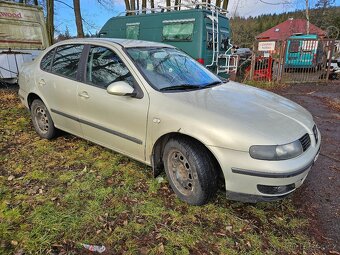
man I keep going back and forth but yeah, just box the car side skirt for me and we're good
[50,108,143,145]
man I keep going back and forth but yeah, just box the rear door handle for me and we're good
[78,91,90,99]
[38,79,46,86]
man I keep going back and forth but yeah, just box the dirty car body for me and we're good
[18,38,321,205]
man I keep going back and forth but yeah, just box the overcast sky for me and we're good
[55,0,340,36]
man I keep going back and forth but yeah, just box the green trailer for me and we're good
[99,4,238,75]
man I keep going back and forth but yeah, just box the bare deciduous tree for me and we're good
[46,0,54,45]
[142,0,146,13]
[222,0,229,9]
[73,0,84,37]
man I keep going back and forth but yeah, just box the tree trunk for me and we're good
[222,0,228,10]
[150,0,154,12]
[142,0,146,13]
[34,0,38,5]
[131,0,136,15]
[216,0,221,8]
[124,0,131,15]
[166,0,171,11]
[46,0,54,45]
[73,0,84,38]
[174,0,181,10]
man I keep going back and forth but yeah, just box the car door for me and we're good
[35,44,84,135]
[77,44,149,162]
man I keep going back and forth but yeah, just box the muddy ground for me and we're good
[274,82,340,252]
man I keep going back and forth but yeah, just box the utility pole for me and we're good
[305,0,310,34]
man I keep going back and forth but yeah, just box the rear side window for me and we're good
[162,20,194,41]
[126,23,140,39]
[86,46,133,88]
[51,44,84,79]
[40,49,55,72]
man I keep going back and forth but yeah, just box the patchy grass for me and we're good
[0,88,321,254]
[243,80,290,92]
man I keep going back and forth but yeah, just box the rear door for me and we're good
[77,44,149,161]
[35,44,84,135]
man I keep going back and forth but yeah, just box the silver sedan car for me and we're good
[18,38,321,205]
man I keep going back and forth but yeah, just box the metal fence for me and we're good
[243,38,335,84]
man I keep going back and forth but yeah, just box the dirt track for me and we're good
[276,82,340,252]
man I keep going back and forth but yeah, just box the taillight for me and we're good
[197,58,204,64]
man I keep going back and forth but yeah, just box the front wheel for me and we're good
[163,138,218,205]
[30,99,58,139]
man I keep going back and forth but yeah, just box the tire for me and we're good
[30,99,57,139]
[163,138,218,205]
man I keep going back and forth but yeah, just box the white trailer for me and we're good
[0,1,49,83]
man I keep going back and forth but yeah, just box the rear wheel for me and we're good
[163,138,218,205]
[30,99,57,139]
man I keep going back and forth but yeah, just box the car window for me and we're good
[162,21,194,41]
[206,28,217,50]
[220,31,229,51]
[126,23,139,39]
[40,48,55,72]
[51,44,84,79]
[86,46,133,88]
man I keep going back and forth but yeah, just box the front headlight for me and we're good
[249,140,303,160]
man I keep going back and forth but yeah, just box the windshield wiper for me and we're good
[160,84,201,91]
[203,81,223,88]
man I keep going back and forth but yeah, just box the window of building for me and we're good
[51,44,84,79]
[86,46,133,88]
[289,41,300,53]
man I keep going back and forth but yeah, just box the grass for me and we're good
[0,88,321,254]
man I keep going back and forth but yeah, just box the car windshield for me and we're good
[126,47,222,91]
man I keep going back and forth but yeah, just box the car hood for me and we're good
[155,81,315,151]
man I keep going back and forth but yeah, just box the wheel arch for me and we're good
[27,93,44,110]
[151,132,224,182]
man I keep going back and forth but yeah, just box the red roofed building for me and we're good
[256,18,326,41]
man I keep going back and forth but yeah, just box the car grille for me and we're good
[313,125,319,144]
[299,133,311,152]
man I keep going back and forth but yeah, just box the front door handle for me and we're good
[78,91,90,99]
[38,79,46,87]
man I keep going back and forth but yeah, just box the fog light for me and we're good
[257,184,295,195]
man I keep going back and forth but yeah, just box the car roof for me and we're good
[54,38,174,49]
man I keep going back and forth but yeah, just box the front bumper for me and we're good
[208,131,321,202]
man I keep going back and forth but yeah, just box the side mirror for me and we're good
[107,81,135,96]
